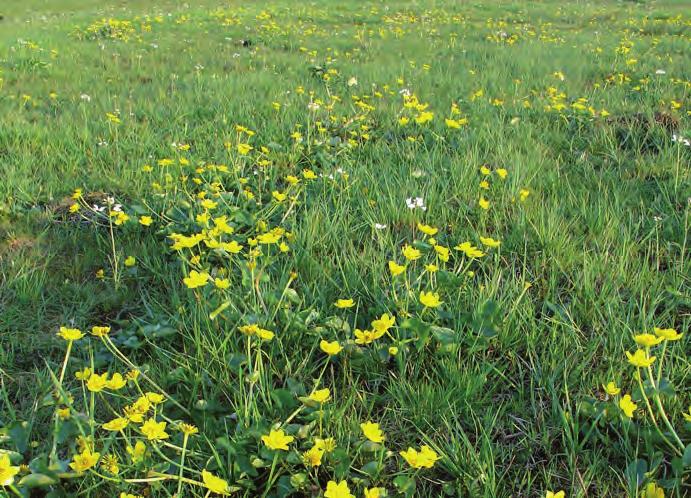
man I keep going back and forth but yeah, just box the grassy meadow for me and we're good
[0,0,689,496]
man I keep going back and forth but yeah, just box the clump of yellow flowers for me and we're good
[585,327,686,497]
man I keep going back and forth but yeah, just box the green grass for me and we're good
[0,0,689,497]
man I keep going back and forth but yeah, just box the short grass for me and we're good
[0,0,689,497]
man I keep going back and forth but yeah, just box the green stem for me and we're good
[646,365,684,452]
[635,369,680,455]
[177,434,189,496]
[261,453,279,498]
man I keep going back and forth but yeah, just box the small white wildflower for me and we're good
[406,197,426,211]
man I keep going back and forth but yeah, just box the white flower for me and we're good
[80,94,91,102]
[672,134,691,146]
[347,77,358,87]
[308,102,320,111]
[406,197,426,211]
[374,223,387,230]
[655,69,666,75]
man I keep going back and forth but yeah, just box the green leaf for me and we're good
[431,326,457,345]
[393,475,417,497]
[624,459,647,489]
[683,444,691,468]
[271,389,299,412]
[360,460,381,478]
[324,316,350,334]
[18,473,58,488]
[8,421,30,453]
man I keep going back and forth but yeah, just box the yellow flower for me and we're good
[335,298,355,308]
[302,446,324,467]
[519,189,531,201]
[445,118,466,129]
[214,278,230,289]
[58,326,84,341]
[545,492,565,498]
[324,480,355,498]
[57,407,71,420]
[454,242,485,258]
[402,245,421,261]
[434,244,450,262]
[86,372,109,392]
[183,270,210,289]
[237,143,253,155]
[126,441,147,463]
[107,372,127,390]
[619,394,637,418]
[414,111,434,124]
[653,327,682,341]
[360,421,385,443]
[388,260,406,276]
[145,392,166,405]
[257,232,281,244]
[102,417,129,431]
[179,423,199,436]
[101,454,119,475]
[91,326,111,337]
[256,328,275,341]
[683,406,691,423]
[633,333,663,347]
[388,346,399,356]
[479,236,501,248]
[125,400,150,423]
[124,256,136,267]
[626,350,656,368]
[140,418,169,441]
[272,190,287,202]
[643,483,664,498]
[480,166,491,176]
[371,313,395,334]
[419,291,443,308]
[603,382,620,396]
[400,445,440,468]
[364,488,385,498]
[354,329,382,345]
[308,388,331,404]
[314,437,336,453]
[139,215,153,226]
[69,448,100,472]
[202,470,230,495]
[75,367,91,380]
[0,453,20,486]
[496,168,508,179]
[261,429,294,451]
[220,240,243,253]
[417,223,438,236]
[478,196,490,210]
[320,339,343,356]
